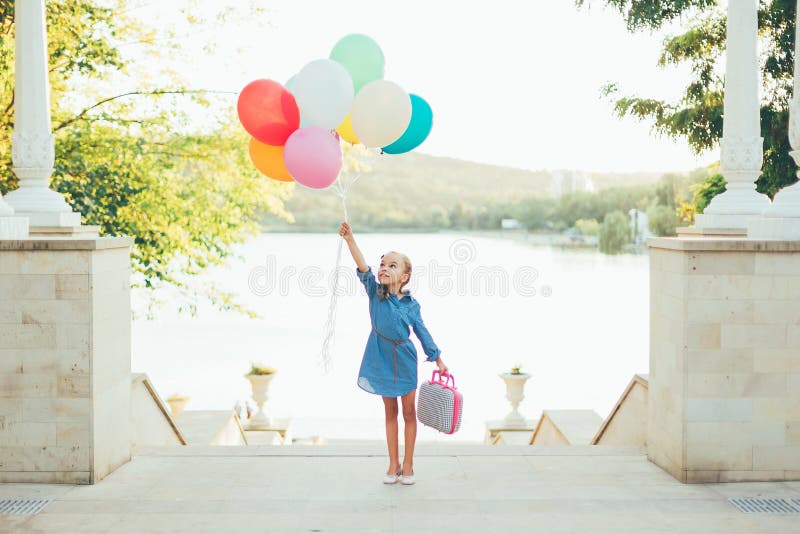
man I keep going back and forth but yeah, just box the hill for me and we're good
[261,152,667,231]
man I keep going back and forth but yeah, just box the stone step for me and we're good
[134,443,645,458]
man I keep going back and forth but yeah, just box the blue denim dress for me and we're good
[356,266,441,397]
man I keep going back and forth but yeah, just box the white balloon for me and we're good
[292,59,354,130]
[351,80,412,148]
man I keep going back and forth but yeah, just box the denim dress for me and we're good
[355,266,441,397]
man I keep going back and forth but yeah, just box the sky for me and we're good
[125,0,718,174]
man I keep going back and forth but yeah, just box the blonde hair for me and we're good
[377,251,412,301]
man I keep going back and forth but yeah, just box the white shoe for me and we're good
[383,469,401,484]
[400,469,415,485]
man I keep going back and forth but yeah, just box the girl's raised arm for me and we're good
[339,221,369,272]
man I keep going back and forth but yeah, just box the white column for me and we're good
[5,0,81,228]
[748,0,800,239]
[695,0,770,231]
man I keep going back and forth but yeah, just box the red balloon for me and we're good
[237,79,300,146]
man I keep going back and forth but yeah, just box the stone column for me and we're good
[748,0,800,239]
[4,0,81,229]
[0,237,133,484]
[693,0,770,233]
[648,236,800,483]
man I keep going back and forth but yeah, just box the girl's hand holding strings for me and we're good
[339,221,354,242]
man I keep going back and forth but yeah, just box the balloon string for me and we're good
[317,148,380,374]
[318,172,349,375]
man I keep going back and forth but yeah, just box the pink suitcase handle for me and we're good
[431,370,456,389]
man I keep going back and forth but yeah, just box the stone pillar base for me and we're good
[693,212,758,233]
[676,226,747,237]
[647,236,800,483]
[0,217,29,239]
[0,236,133,484]
[10,210,82,228]
[748,217,800,240]
[29,225,100,238]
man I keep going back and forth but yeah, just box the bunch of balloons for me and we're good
[237,33,433,190]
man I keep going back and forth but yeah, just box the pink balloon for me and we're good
[283,127,342,189]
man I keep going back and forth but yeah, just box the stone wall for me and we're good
[0,237,133,483]
[648,238,800,483]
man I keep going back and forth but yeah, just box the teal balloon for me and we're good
[330,33,384,94]
[382,94,433,154]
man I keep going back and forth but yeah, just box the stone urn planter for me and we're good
[245,364,277,430]
[166,395,190,418]
[499,371,531,428]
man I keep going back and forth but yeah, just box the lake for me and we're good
[131,231,649,443]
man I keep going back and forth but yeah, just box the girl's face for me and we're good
[378,252,409,286]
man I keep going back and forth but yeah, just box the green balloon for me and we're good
[330,34,385,94]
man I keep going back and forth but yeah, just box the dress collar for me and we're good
[383,284,412,300]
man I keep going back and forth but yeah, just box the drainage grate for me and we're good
[729,497,800,514]
[0,499,52,516]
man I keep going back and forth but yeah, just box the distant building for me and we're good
[628,208,652,245]
[501,218,523,230]
[549,170,595,198]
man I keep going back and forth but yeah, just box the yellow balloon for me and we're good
[336,113,359,145]
[248,138,294,182]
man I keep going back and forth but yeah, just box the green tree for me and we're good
[647,204,679,236]
[691,172,728,214]
[599,210,631,254]
[553,184,653,228]
[581,0,798,199]
[574,218,600,236]
[511,197,553,230]
[0,1,291,317]
[448,202,473,229]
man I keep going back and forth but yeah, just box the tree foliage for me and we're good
[0,1,292,317]
[647,204,678,236]
[690,172,727,214]
[574,218,600,236]
[553,185,653,229]
[599,210,631,254]
[581,0,799,199]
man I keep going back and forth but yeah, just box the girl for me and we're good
[339,221,448,485]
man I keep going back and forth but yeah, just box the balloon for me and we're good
[285,75,310,128]
[283,127,342,189]
[382,94,433,154]
[291,59,353,130]
[351,80,412,148]
[336,114,359,145]
[237,79,299,146]
[330,33,385,94]
[248,138,294,182]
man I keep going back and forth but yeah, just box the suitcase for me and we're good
[417,370,463,434]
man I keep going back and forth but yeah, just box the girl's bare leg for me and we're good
[382,396,400,475]
[400,389,417,476]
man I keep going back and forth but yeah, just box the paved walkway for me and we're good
[0,444,797,533]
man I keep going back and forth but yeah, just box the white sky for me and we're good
[126,0,718,174]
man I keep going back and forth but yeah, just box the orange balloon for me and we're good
[336,113,359,145]
[248,138,294,182]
